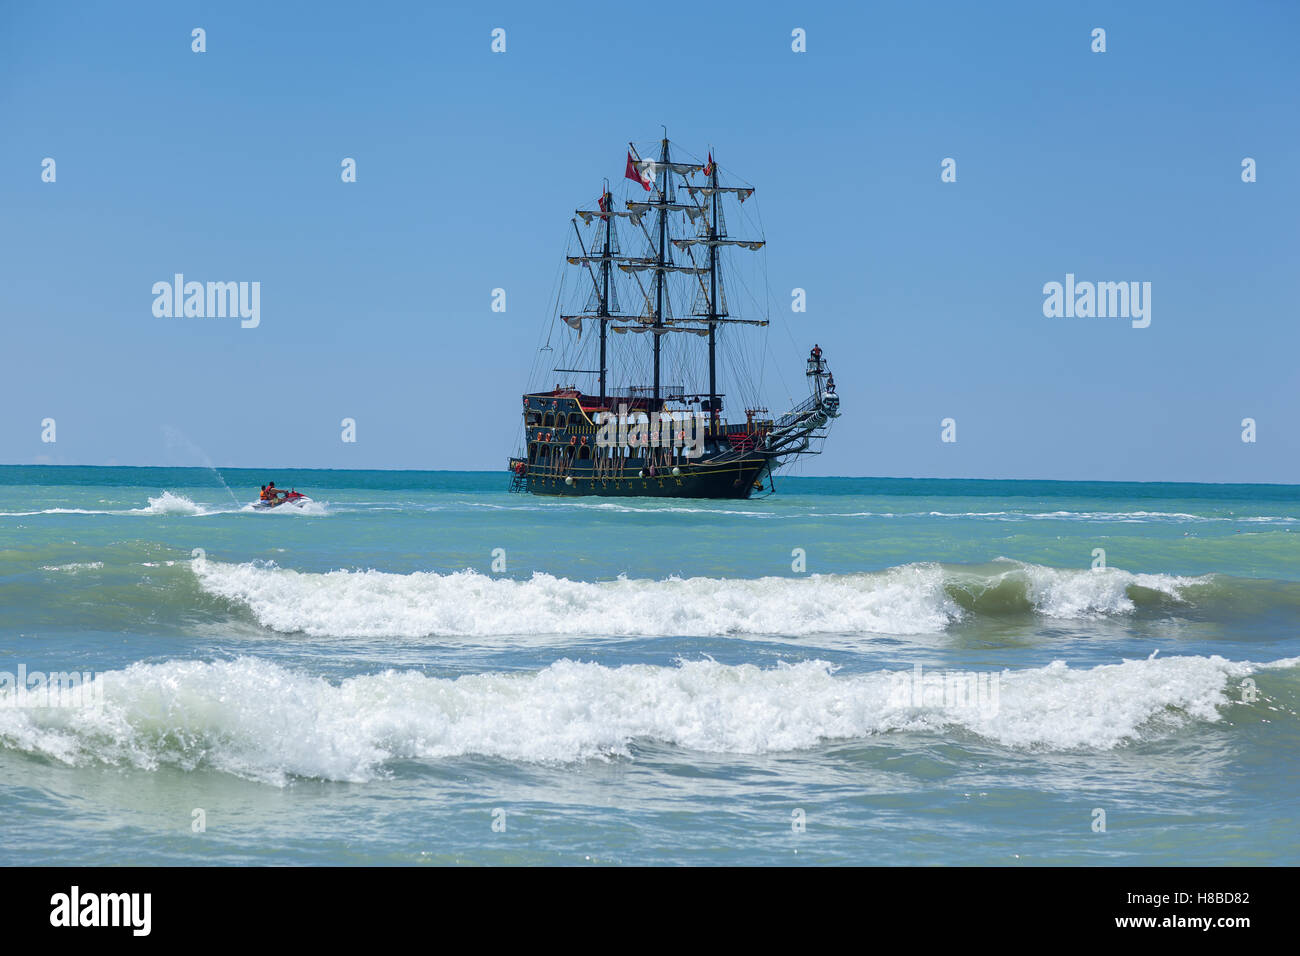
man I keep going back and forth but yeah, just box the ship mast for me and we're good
[707,152,719,443]
[653,136,669,403]
[599,184,610,404]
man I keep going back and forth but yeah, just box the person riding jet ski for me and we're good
[256,482,288,508]
[255,482,310,509]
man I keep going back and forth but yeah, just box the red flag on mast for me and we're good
[703,152,714,177]
[625,151,654,191]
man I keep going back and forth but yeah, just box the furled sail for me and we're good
[568,255,653,265]
[626,201,702,216]
[612,325,710,336]
[618,263,709,275]
[672,238,765,250]
[576,208,642,225]
[681,184,755,202]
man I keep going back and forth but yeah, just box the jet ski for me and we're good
[252,490,311,509]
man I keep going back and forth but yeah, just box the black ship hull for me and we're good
[515,453,769,499]
[511,389,785,500]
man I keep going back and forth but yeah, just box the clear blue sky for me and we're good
[2,1,1296,482]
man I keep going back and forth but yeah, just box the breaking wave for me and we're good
[191,558,1214,639]
[1,655,1291,784]
[135,491,208,515]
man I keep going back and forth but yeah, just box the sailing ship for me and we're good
[508,134,840,499]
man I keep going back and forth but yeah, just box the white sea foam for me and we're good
[239,499,329,516]
[0,655,1290,784]
[193,560,962,638]
[0,491,240,518]
[191,559,1206,639]
[39,561,104,573]
[806,510,1295,524]
[134,491,208,515]
[471,503,1264,523]
[3,491,222,517]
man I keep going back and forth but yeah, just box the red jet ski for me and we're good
[252,490,312,510]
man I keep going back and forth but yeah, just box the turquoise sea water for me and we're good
[1,466,1297,865]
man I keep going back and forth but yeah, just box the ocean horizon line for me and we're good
[2,462,1297,491]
